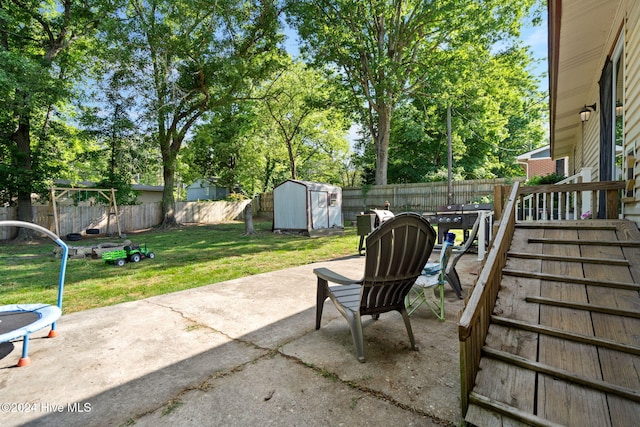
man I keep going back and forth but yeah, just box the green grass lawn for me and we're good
[0,218,359,314]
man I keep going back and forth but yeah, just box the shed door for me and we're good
[310,191,329,229]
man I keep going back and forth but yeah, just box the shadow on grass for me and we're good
[0,220,359,313]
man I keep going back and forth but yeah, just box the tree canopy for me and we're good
[184,60,351,195]
[97,0,284,225]
[286,0,540,185]
[379,43,546,184]
[0,0,107,223]
[256,61,350,183]
[1,0,548,225]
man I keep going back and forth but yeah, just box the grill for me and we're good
[424,204,492,243]
[356,209,395,254]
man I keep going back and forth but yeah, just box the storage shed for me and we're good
[273,180,343,236]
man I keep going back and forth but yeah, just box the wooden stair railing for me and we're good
[458,182,520,416]
[514,180,624,221]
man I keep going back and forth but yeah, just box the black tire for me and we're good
[86,228,100,235]
[147,252,155,259]
[130,253,141,263]
[66,233,82,241]
[116,258,126,267]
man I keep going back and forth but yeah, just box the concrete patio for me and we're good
[0,253,481,426]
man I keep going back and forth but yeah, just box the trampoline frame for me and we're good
[0,221,68,367]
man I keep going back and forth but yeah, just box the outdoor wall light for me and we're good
[579,103,597,122]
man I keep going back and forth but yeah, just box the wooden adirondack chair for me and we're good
[313,212,437,362]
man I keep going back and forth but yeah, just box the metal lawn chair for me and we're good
[405,214,482,320]
[313,212,436,362]
[406,232,456,321]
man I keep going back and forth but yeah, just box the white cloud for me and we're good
[524,27,548,60]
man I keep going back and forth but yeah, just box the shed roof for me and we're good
[274,179,341,192]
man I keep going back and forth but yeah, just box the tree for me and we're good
[102,0,282,227]
[182,101,281,197]
[78,70,162,205]
[258,61,350,182]
[286,0,536,185]
[0,0,104,227]
[185,60,351,197]
[352,27,546,184]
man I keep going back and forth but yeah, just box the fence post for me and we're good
[493,185,505,220]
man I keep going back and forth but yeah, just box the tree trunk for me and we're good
[160,154,178,227]
[374,107,391,185]
[14,117,34,239]
[286,139,297,179]
[243,199,256,235]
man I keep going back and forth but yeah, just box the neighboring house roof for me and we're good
[516,145,551,161]
[54,179,98,187]
[132,184,163,192]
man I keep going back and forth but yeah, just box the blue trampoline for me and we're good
[0,221,68,367]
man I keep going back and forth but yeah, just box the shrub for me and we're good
[525,173,566,186]
[225,193,248,202]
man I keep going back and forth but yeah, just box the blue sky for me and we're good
[521,13,549,93]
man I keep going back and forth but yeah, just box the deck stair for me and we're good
[464,220,640,426]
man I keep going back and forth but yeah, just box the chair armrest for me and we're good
[313,267,361,285]
[448,215,482,271]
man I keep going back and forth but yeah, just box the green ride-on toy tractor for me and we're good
[102,244,155,267]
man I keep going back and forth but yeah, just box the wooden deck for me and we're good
[464,220,640,427]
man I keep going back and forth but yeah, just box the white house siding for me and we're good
[578,3,635,185]
[623,2,640,222]
[570,2,640,222]
[584,121,600,179]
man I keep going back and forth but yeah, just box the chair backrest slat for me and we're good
[361,213,436,313]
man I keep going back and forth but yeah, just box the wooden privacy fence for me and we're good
[259,179,516,222]
[0,200,249,240]
[174,200,250,224]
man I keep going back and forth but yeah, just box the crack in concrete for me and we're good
[136,301,453,426]
[277,351,455,427]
